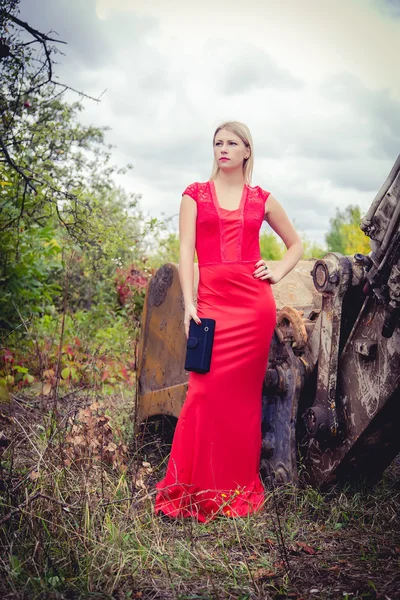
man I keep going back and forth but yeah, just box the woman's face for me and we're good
[213,128,249,170]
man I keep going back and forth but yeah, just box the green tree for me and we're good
[261,230,326,261]
[259,231,285,260]
[0,4,165,331]
[0,92,165,330]
[147,232,182,269]
[300,236,326,260]
[325,205,370,255]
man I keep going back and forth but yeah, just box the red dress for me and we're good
[154,180,277,522]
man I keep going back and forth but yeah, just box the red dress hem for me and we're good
[154,477,266,524]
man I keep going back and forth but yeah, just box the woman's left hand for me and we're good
[253,259,282,284]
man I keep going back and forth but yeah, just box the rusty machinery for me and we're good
[136,155,400,487]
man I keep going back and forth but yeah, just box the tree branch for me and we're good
[0,135,37,194]
[0,10,67,46]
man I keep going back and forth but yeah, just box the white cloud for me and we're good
[18,0,400,246]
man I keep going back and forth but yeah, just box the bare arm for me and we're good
[256,194,304,283]
[179,194,201,335]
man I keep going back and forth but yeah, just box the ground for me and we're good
[0,396,399,600]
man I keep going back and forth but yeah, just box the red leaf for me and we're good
[101,370,110,382]
[296,541,317,555]
[2,349,14,363]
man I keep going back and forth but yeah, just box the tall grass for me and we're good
[1,386,399,600]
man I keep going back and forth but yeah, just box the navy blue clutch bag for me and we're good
[184,318,216,374]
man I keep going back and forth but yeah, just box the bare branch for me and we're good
[52,81,103,103]
[0,10,67,46]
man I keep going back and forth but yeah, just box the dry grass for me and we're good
[1,390,399,600]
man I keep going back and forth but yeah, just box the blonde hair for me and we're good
[209,121,254,185]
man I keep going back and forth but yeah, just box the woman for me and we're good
[154,121,303,523]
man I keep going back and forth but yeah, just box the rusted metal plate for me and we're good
[136,263,198,424]
[139,384,188,422]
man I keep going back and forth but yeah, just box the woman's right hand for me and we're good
[184,304,201,339]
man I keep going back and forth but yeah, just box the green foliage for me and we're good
[325,205,370,255]
[260,230,326,261]
[259,231,285,260]
[341,222,371,255]
[301,236,326,260]
[0,163,162,331]
[0,304,137,396]
[0,94,164,332]
[0,220,63,328]
[147,232,182,269]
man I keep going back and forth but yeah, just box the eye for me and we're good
[230,142,237,145]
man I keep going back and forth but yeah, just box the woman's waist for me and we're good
[198,259,260,268]
[196,259,271,295]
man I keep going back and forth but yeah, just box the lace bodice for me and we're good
[182,181,270,266]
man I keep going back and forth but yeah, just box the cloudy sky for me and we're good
[20,0,400,246]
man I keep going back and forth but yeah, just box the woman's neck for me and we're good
[215,170,246,187]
